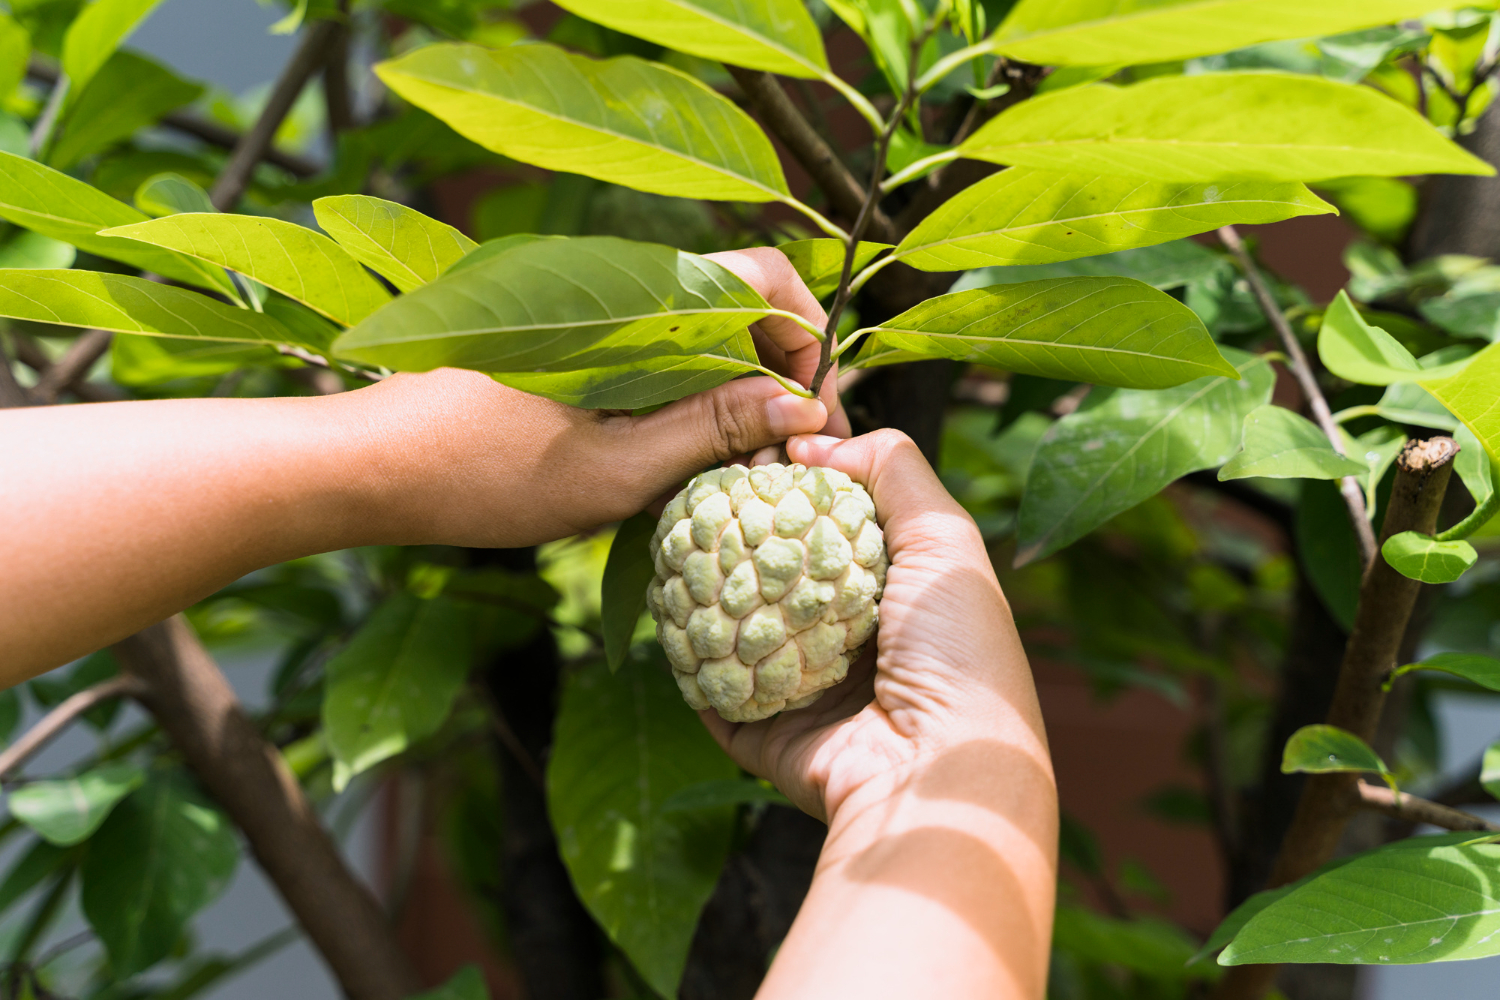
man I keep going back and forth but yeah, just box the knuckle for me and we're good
[704,391,753,461]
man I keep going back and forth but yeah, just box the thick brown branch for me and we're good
[211,18,342,211]
[0,675,147,780]
[1356,782,1500,832]
[29,329,113,404]
[1218,224,1378,567]
[113,618,423,1000]
[725,66,896,243]
[25,60,320,179]
[1213,438,1459,1000]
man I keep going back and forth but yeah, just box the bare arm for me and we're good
[0,248,840,685]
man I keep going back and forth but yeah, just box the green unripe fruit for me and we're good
[647,463,888,722]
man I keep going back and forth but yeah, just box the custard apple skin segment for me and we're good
[648,463,888,722]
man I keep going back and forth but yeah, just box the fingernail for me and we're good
[766,393,825,437]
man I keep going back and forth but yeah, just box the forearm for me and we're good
[761,737,1058,999]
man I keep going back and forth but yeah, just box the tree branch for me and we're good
[210,18,342,211]
[0,675,147,780]
[113,618,423,1000]
[725,66,896,243]
[28,329,113,405]
[1213,437,1459,1000]
[1356,782,1500,832]
[1218,225,1378,567]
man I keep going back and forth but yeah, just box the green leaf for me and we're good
[9,763,146,847]
[61,0,164,101]
[322,593,474,791]
[549,0,829,78]
[660,778,792,812]
[959,74,1493,183]
[313,195,478,294]
[1297,480,1360,629]
[1280,724,1388,776]
[1397,652,1500,692]
[110,334,292,386]
[1348,423,1406,516]
[956,239,1231,291]
[492,338,772,409]
[1219,404,1370,481]
[1319,291,1473,386]
[1374,381,1462,432]
[992,0,1472,67]
[893,169,1334,271]
[408,965,490,1000]
[50,50,201,169]
[601,511,657,674]
[376,43,792,204]
[80,771,238,977]
[0,229,75,269]
[854,276,1238,389]
[0,688,18,745]
[1053,906,1210,981]
[0,269,310,348]
[549,656,738,997]
[99,213,393,326]
[1190,885,1297,966]
[1455,423,1495,510]
[1422,340,1500,465]
[0,151,236,296]
[1381,531,1478,584]
[134,172,215,217]
[1015,348,1275,564]
[0,839,74,919]
[1482,741,1500,801]
[332,236,787,406]
[0,15,30,106]
[778,239,893,299]
[1220,832,1500,965]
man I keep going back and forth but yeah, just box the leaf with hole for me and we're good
[50,50,201,169]
[1219,405,1370,481]
[894,169,1333,271]
[313,195,478,293]
[1015,349,1275,564]
[1220,832,1500,965]
[80,771,238,977]
[778,239,893,298]
[0,152,236,296]
[10,763,146,847]
[958,74,1492,183]
[100,213,393,327]
[549,655,738,997]
[549,0,829,78]
[1281,724,1388,776]
[852,276,1238,388]
[376,43,792,204]
[601,510,658,673]
[323,593,474,791]
[1382,531,1478,584]
[991,0,1473,68]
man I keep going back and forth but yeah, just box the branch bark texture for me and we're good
[0,675,146,780]
[1356,783,1500,832]
[113,618,423,1000]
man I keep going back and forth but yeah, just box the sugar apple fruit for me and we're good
[646,462,888,722]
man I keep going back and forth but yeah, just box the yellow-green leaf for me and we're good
[0,14,29,105]
[313,195,478,293]
[1320,291,1475,386]
[1382,531,1478,584]
[62,0,165,101]
[1422,340,1500,465]
[1280,724,1388,776]
[777,239,892,298]
[50,50,201,169]
[1219,404,1370,481]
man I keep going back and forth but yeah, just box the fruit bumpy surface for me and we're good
[647,463,888,722]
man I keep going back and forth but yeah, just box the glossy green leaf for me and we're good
[1482,741,1500,801]
[0,151,236,295]
[323,593,473,791]
[1016,349,1275,564]
[1280,724,1388,776]
[1422,340,1500,464]
[549,656,738,997]
[955,239,1230,292]
[894,169,1333,271]
[1219,405,1369,481]
[992,0,1470,67]
[61,0,164,101]
[660,778,792,812]
[80,771,238,977]
[1382,531,1478,584]
[100,213,392,326]
[0,15,30,105]
[0,229,75,269]
[376,43,791,203]
[9,763,146,847]
[50,50,201,169]
[549,0,829,77]
[0,269,316,353]
[110,334,292,386]
[1191,885,1297,966]
[601,511,657,673]
[409,965,490,1000]
[1319,291,1473,386]
[134,172,215,217]
[778,239,893,298]
[1395,652,1500,692]
[313,194,478,293]
[853,276,1238,388]
[1220,832,1500,966]
[959,74,1493,183]
[333,236,785,403]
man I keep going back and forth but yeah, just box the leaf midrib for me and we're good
[653,0,826,75]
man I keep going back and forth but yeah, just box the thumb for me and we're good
[619,376,828,489]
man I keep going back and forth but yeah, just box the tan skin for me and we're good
[0,248,1057,998]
